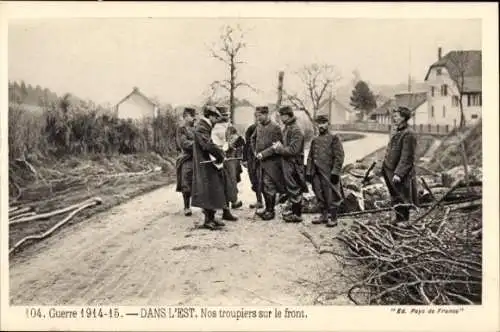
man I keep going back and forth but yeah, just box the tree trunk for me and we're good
[458,95,466,128]
[229,55,235,124]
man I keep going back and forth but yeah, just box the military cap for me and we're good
[203,105,222,118]
[183,107,196,117]
[255,106,269,114]
[215,106,229,116]
[278,105,294,116]
[315,114,329,124]
[394,106,412,120]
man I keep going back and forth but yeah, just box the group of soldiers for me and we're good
[175,103,418,230]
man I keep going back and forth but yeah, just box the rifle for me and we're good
[362,161,377,186]
[200,157,243,164]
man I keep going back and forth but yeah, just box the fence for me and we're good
[330,122,463,136]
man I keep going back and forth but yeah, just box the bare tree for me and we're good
[208,24,257,123]
[281,64,341,135]
[447,51,477,191]
[448,51,472,129]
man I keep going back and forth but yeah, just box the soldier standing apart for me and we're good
[253,106,285,220]
[306,115,345,227]
[242,112,263,209]
[381,106,419,226]
[191,106,229,230]
[175,107,197,216]
[270,106,308,223]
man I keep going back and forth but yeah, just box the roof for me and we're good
[115,87,157,108]
[394,92,427,111]
[424,50,482,93]
[370,98,396,116]
[317,96,355,114]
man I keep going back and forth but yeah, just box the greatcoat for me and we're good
[252,119,286,196]
[382,123,419,207]
[306,132,345,210]
[191,117,227,211]
[175,124,195,193]
[274,116,308,202]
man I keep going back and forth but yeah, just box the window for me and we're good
[442,106,446,118]
[436,68,442,76]
[431,86,435,97]
[441,84,448,96]
[467,94,482,107]
[471,114,479,119]
[452,96,459,107]
[431,106,435,118]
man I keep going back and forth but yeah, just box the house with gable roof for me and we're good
[316,96,356,124]
[114,87,159,120]
[424,48,482,126]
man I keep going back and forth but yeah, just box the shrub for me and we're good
[8,96,180,161]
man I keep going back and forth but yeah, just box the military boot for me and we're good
[326,207,338,228]
[203,210,217,230]
[260,194,276,221]
[231,200,243,209]
[222,209,237,222]
[283,203,303,223]
[391,206,406,224]
[395,206,411,227]
[312,209,328,224]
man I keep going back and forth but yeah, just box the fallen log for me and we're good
[9,206,32,217]
[9,197,103,255]
[10,212,37,221]
[9,197,102,225]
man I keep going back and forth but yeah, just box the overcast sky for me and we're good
[9,18,481,107]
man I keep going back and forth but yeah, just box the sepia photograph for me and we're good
[1,2,498,331]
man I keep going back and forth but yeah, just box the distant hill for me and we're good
[8,80,87,109]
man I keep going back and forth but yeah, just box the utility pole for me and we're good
[408,43,412,93]
[276,71,284,111]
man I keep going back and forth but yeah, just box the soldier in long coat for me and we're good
[242,113,262,209]
[253,106,286,220]
[271,106,308,223]
[381,106,419,226]
[175,107,196,216]
[191,106,231,230]
[306,115,345,227]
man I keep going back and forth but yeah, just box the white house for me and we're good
[369,98,396,125]
[424,48,482,127]
[369,92,428,126]
[316,96,356,124]
[114,87,159,120]
[394,92,428,126]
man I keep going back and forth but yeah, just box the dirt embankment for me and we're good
[9,152,177,254]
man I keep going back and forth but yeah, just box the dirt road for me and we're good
[9,132,388,306]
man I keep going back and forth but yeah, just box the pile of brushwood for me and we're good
[330,123,483,305]
[334,192,481,305]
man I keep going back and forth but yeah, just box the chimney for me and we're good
[438,47,442,60]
